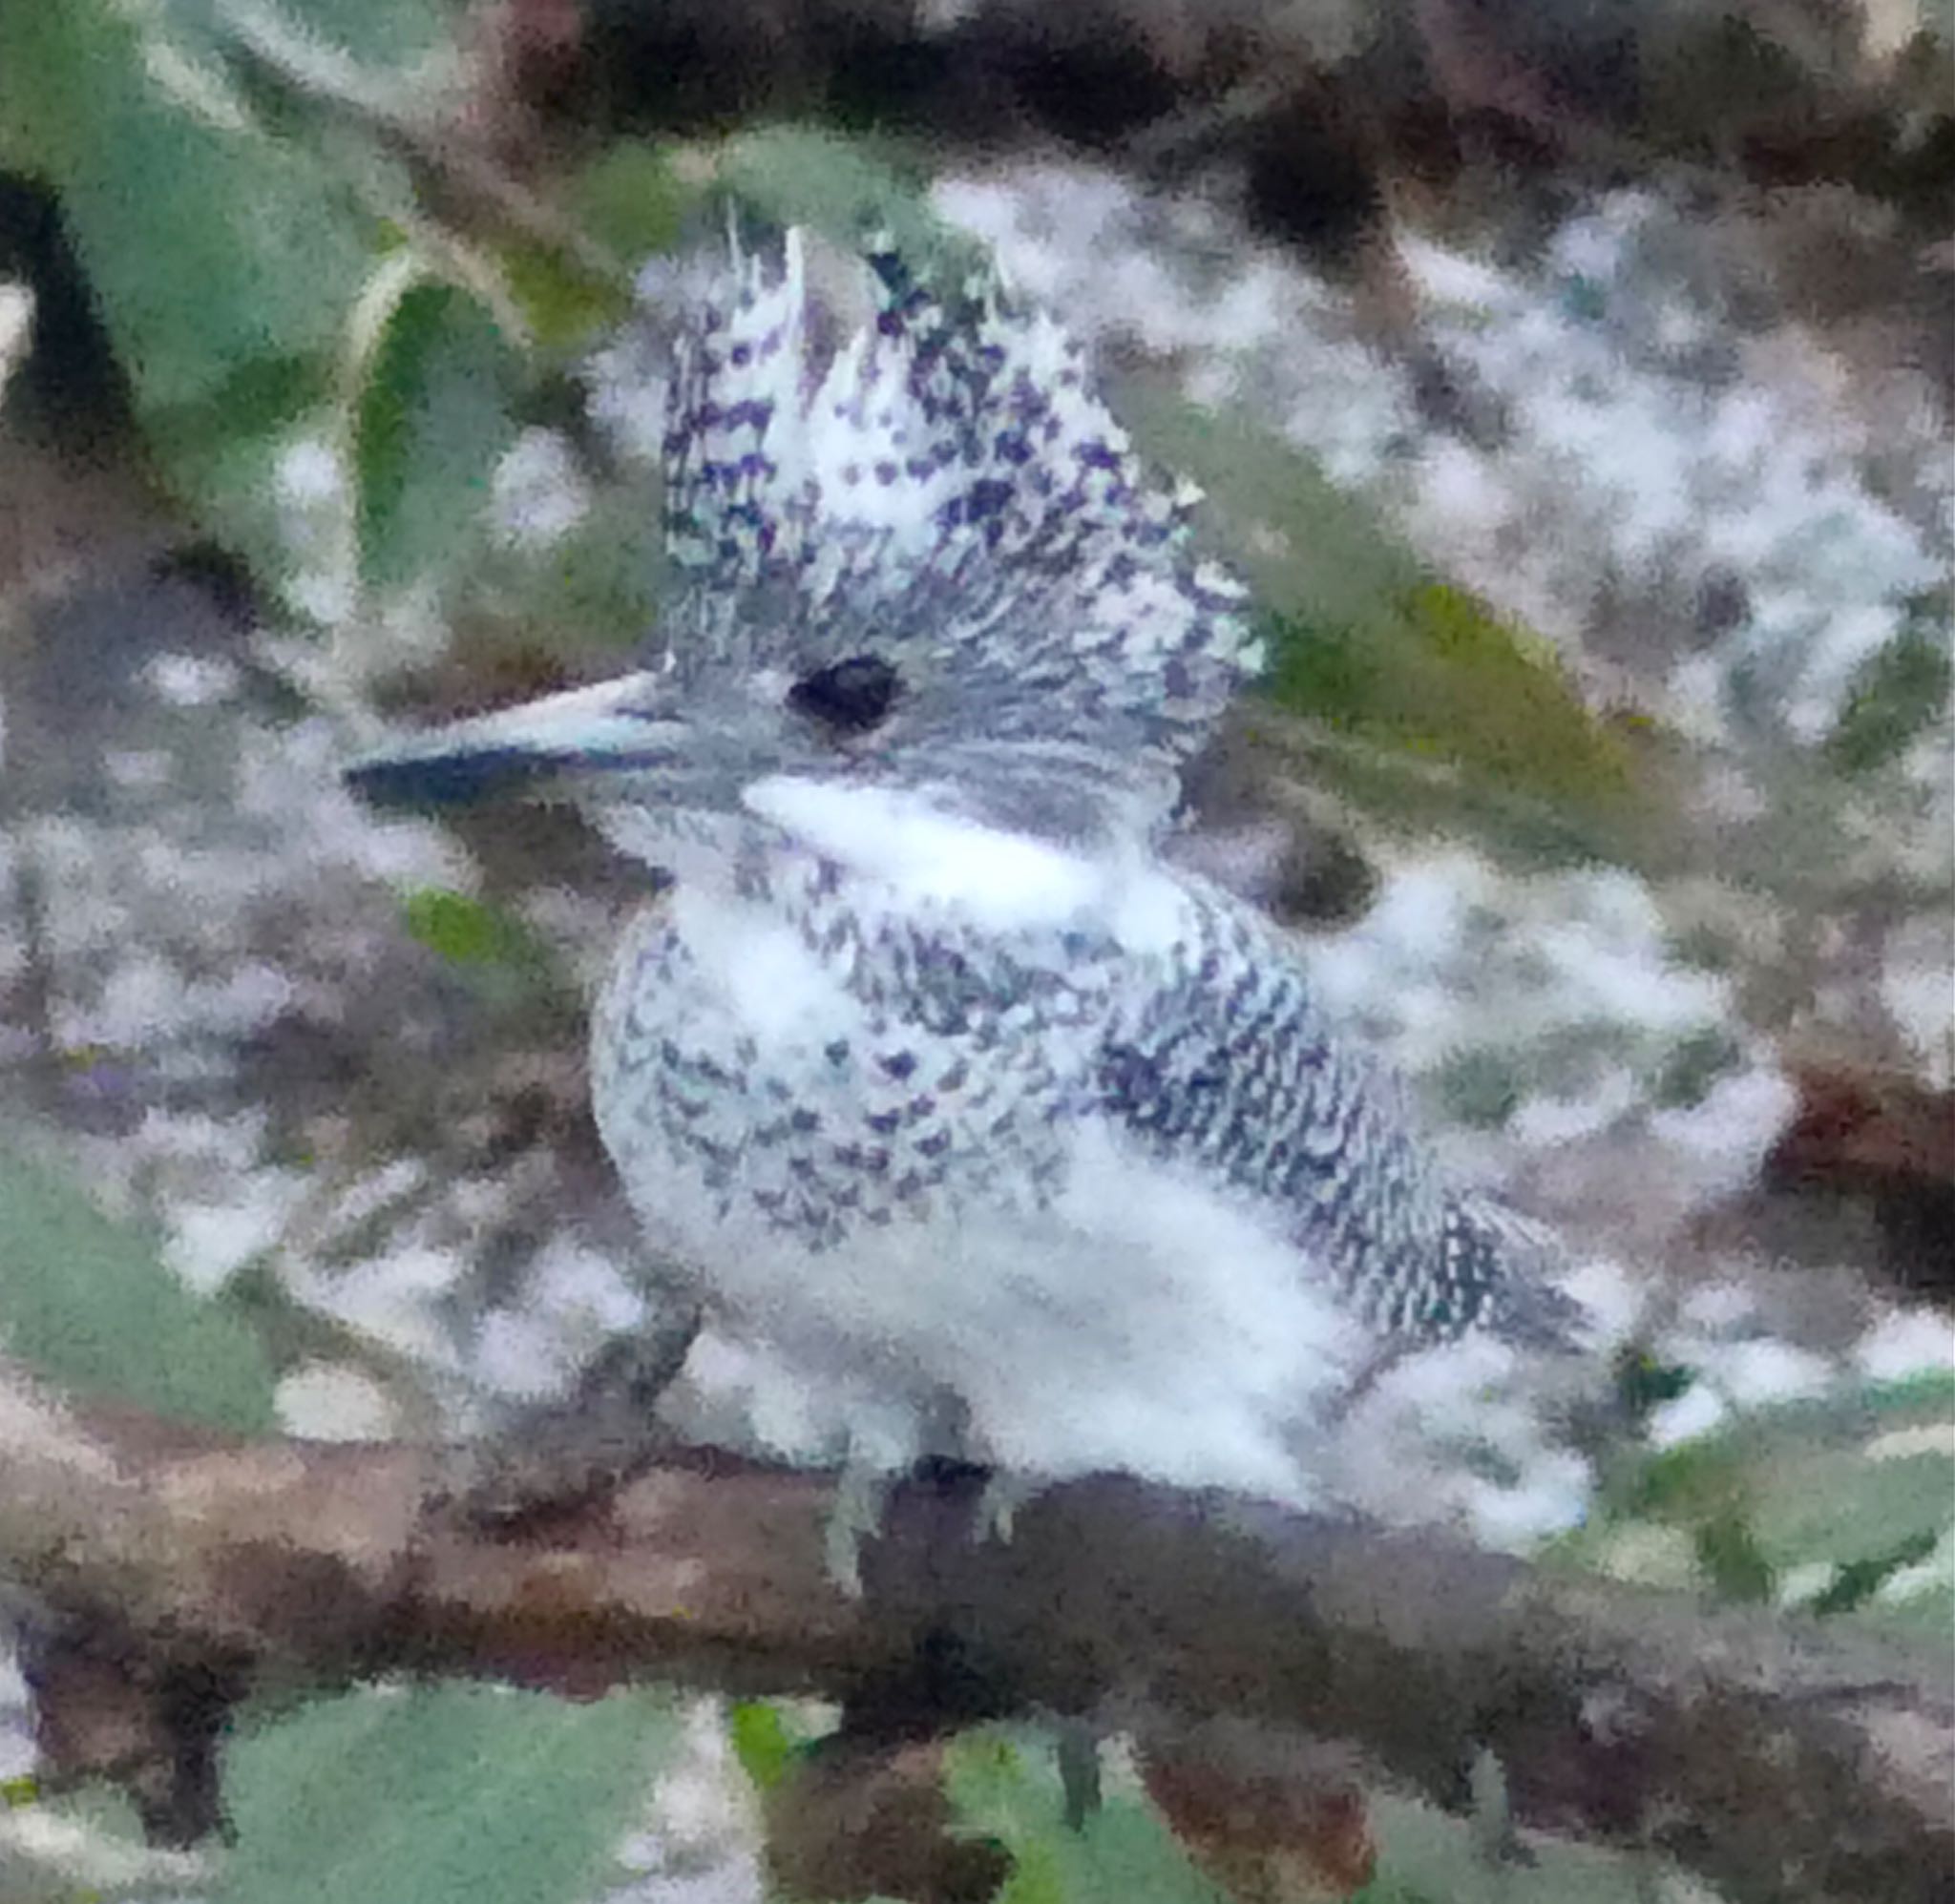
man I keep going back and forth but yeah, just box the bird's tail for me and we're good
[1446,1191,1588,1352]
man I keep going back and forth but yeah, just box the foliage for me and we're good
[1565,1370,1955,1637]
[942,1727,1672,1904]
[353,278,523,589]
[0,0,1668,873]
[1118,383,1664,870]
[727,1698,801,1794]
[0,1151,276,1434]
[0,3,1946,1901]
[946,1730,1224,1904]
[215,1682,680,1904]
[3,1147,1945,1901]
[1824,595,1954,777]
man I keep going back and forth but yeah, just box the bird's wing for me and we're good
[1088,881,1575,1347]
[807,866,1568,1348]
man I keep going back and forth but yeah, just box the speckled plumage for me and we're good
[656,228,1259,809]
[351,221,1575,1500]
[594,831,1555,1344]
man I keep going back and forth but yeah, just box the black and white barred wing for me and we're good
[1094,886,1575,1347]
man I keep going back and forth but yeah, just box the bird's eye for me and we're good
[788,655,901,736]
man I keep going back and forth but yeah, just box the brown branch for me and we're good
[1,1369,1949,1904]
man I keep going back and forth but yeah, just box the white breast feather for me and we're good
[601,806,1370,1506]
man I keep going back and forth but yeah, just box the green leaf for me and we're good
[494,143,696,352]
[1749,1440,1955,1581]
[1825,607,1953,776]
[1877,1586,1955,1640]
[717,124,955,271]
[946,1728,1223,1904]
[1809,1529,1943,1616]
[0,0,385,583]
[354,280,522,590]
[467,483,668,646]
[565,141,694,266]
[393,887,572,1024]
[281,0,463,66]
[1868,1370,1955,1414]
[1113,381,1666,868]
[727,1700,795,1793]
[399,888,541,967]
[1650,1027,1744,1110]
[1692,1510,1775,1603]
[1613,1350,1694,1423]
[996,1839,1071,1904]
[1432,1048,1524,1130]
[218,1683,679,1904]
[0,1152,277,1434]
[1268,580,1650,861]
[0,0,369,414]
[1572,1377,1955,1634]
[142,358,340,587]
[1358,1790,1671,1904]
[498,242,631,354]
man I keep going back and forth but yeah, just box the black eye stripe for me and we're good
[788,655,901,735]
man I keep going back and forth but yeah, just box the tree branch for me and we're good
[1,1369,1948,1904]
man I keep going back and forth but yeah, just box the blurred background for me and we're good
[0,1,1949,1899]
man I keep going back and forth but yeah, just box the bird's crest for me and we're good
[654,222,1262,770]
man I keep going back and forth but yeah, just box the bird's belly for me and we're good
[590,905,1365,1499]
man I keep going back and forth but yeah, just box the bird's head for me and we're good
[347,225,1260,866]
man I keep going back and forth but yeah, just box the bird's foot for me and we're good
[824,1457,896,1600]
[970,1469,1037,1547]
[823,1453,1022,1597]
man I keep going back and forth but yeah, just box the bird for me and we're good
[347,220,1578,1516]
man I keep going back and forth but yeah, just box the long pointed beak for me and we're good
[344,671,688,807]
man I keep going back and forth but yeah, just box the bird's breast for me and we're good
[588,883,1046,1271]
[585,876,1371,1498]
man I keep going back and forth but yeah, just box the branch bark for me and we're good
[1,1369,1949,1904]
